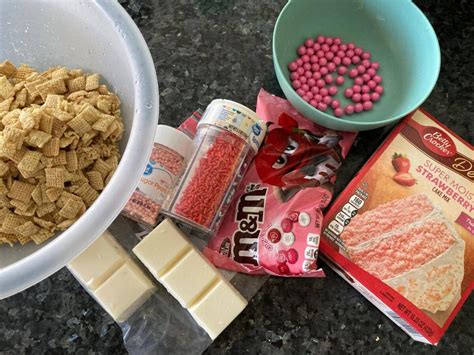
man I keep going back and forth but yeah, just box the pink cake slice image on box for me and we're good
[341,194,465,313]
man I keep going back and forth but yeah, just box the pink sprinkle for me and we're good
[354,47,363,56]
[367,68,376,77]
[349,68,358,78]
[296,88,305,96]
[340,44,348,51]
[302,84,309,91]
[332,57,341,66]
[327,62,336,72]
[335,76,345,85]
[331,99,340,109]
[292,80,301,89]
[361,93,371,102]
[308,78,316,87]
[306,47,315,56]
[313,71,321,79]
[338,66,347,75]
[342,57,352,66]
[346,49,355,58]
[373,75,382,84]
[323,95,332,105]
[317,50,325,58]
[330,44,339,53]
[303,63,311,71]
[324,74,333,84]
[354,77,364,86]
[352,93,362,102]
[354,103,364,112]
[317,35,325,44]
[361,85,370,93]
[321,44,330,52]
[362,51,371,59]
[367,80,376,89]
[304,71,312,78]
[352,85,361,93]
[296,58,303,66]
[371,61,380,70]
[362,73,371,82]
[344,88,353,98]
[317,79,325,88]
[320,67,329,75]
[311,63,320,71]
[305,38,315,48]
[370,92,380,101]
[357,65,366,74]
[299,76,307,84]
[325,52,334,60]
[310,99,318,107]
[314,94,323,102]
[310,55,319,63]
[363,101,373,111]
[297,45,306,55]
[320,88,329,97]
[302,54,310,63]
[345,105,355,115]
[337,50,346,58]
[375,85,384,94]
[328,86,338,96]
[348,43,355,50]
[306,91,314,99]
[313,43,321,51]
[288,61,298,71]
[317,102,328,111]
[325,37,333,45]
[334,108,344,117]
[334,37,342,45]
[319,58,328,66]
[311,86,319,94]
[362,59,371,68]
[352,56,361,64]
[290,72,299,80]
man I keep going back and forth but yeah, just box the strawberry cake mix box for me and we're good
[321,109,473,345]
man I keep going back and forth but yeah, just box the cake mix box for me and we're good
[321,109,473,345]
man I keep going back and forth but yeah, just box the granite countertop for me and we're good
[1,0,473,353]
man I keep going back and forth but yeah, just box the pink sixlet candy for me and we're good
[292,80,301,89]
[352,93,362,102]
[363,101,373,111]
[362,59,371,68]
[313,71,321,79]
[281,218,293,233]
[354,103,364,112]
[316,79,325,88]
[354,47,363,56]
[346,49,355,58]
[357,65,366,74]
[332,57,341,66]
[335,76,345,86]
[334,37,342,45]
[337,50,345,58]
[288,211,300,223]
[296,58,303,66]
[299,76,307,84]
[330,44,339,53]
[314,94,323,102]
[319,58,328,66]
[375,85,384,94]
[325,51,334,60]
[338,66,347,75]
[306,91,314,99]
[344,88,353,98]
[317,35,325,44]
[287,249,299,264]
[324,74,333,84]
[342,57,352,66]
[371,92,380,101]
[334,108,344,117]
[304,71,312,79]
[297,67,304,75]
[290,72,299,81]
[361,93,371,102]
[267,228,281,243]
[302,54,310,63]
[362,73,371,82]
[297,45,306,55]
[349,68,358,78]
[303,63,311,71]
[352,85,361,93]
[323,95,332,105]
[309,99,318,107]
[344,104,355,115]
[296,88,305,96]
[361,85,370,93]
[340,43,347,51]
[288,61,298,71]
[321,44,330,52]
[325,37,334,45]
[362,51,371,59]
[331,99,340,109]
[373,75,382,84]
[317,49,325,58]
[367,80,377,89]
[313,43,321,51]
[328,86,338,96]
[352,55,361,64]
[319,88,328,97]
[367,68,376,77]
[306,47,315,56]
[311,86,319,94]
[371,61,380,70]
[320,67,329,75]
[327,62,336,72]
[310,55,319,64]
[305,38,315,47]
[317,102,328,112]
[354,77,364,86]
[311,63,320,71]
[307,78,316,87]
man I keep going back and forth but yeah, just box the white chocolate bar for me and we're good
[68,231,128,291]
[94,261,154,322]
[133,218,248,339]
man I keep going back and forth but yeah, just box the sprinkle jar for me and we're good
[163,99,266,235]
[122,125,192,226]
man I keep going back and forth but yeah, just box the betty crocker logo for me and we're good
[422,127,457,157]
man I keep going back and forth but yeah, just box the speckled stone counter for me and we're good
[1,0,473,353]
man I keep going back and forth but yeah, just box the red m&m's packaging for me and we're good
[203,89,356,276]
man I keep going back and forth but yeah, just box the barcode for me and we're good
[384,309,428,343]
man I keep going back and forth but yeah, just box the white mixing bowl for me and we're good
[0,0,159,298]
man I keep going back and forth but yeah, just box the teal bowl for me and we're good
[273,0,440,131]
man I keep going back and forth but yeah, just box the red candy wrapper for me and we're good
[202,89,357,276]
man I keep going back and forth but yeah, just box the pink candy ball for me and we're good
[303,63,311,71]
[317,35,325,44]
[313,71,321,79]
[357,65,366,74]
[302,84,309,91]
[302,54,310,63]
[344,88,353,98]
[323,95,332,104]
[308,78,316,87]
[317,79,325,88]
[354,47,363,56]
[363,101,373,111]
[324,74,333,84]
[296,67,304,75]
[373,75,382,84]
[307,48,315,56]
[371,61,380,70]
[304,72,312,80]
[288,61,298,71]
[310,55,319,63]
[331,99,340,109]
[317,50,325,58]
[375,85,384,94]
[349,68,358,78]
[303,95,311,102]
[317,102,328,112]
[311,86,319,94]
[348,43,355,49]
[320,88,329,96]
[346,49,355,58]
[327,62,336,71]
[334,108,344,117]
[367,68,376,77]
[361,85,370,93]
[314,94,323,102]
[370,92,380,101]
[310,99,318,107]
[313,43,321,51]
[336,76,345,85]
[345,105,355,115]
[334,37,342,45]
[296,58,303,66]
[362,51,371,59]
[290,72,299,80]
[320,67,329,75]
[354,103,364,112]
[354,77,364,86]
[305,38,315,48]
[292,80,301,89]
[362,73,371,82]
[327,86,337,96]
[352,55,361,64]
[342,57,352,66]
[337,50,346,58]
[333,56,341,66]
[361,93,371,101]
[311,63,320,71]
[306,91,314,99]
[367,80,377,89]
[299,76,307,83]
[352,85,361,93]
[352,93,362,102]
[296,88,305,96]
[326,37,334,45]
[319,58,328,66]
[338,66,347,75]
[340,44,347,51]
[321,44,330,52]
[362,59,371,68]
[325,52,334,60]
[330,44,339,53]
[297,45,306,55]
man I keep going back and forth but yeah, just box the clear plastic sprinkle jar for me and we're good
[163,99,267,235]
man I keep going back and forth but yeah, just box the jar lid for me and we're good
[154,125,193,160]
[198,99,267,153]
